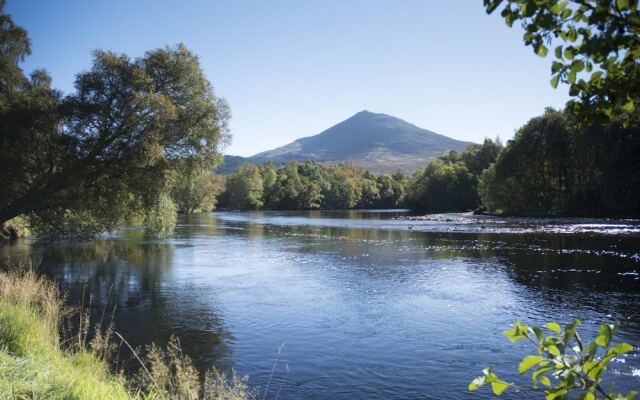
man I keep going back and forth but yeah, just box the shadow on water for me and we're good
[1,230,234,373]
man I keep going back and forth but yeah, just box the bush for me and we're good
[470,320,637,399]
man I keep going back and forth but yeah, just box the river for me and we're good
[1,210,639,399]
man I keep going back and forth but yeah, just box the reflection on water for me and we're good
[1,210,639,399]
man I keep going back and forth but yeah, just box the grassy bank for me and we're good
[0,268,252,400]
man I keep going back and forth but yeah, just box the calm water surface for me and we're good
[1,210,639,399]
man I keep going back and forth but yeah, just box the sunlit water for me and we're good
[1,210,639,399]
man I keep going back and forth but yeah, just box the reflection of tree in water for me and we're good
[23,232,235,373]
[492,233,640,334]
[411,231,640,334]
[0,238,31,266]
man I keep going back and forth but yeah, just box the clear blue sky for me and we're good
[8,0,569,156]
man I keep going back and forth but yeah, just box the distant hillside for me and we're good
[215,155,260,174]
[217,110,472,174]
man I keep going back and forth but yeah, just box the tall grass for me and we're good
[0,264,253,400]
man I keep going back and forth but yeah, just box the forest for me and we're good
[204,106,639,219]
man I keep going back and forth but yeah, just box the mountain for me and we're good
[218,110,472,174]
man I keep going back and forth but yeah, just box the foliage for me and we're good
[479,108,640,216]
[143,193,178,237]
[218,161,408,210]
[323,163,365,209]
[460,138,504,175]
[484,0,640,123]
[137,336,253,400]
[0,0,30,94]
[405,139,502,213]
[0,265,253,399]
[221,164,265,210]
[470,320,637,400]
[406,156,479,212]
[0,268,132,399]
[0,3,229,237]
[479,109,571,214]
[172,159,224,213]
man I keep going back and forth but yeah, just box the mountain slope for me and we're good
[220,111,472,173]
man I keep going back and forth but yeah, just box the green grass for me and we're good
[0,268,253,400]
[0,272,134,400]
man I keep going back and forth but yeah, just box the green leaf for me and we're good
[571,60,585,73]
[550,75,561,88]
[596,324,612,347]
[609,342,633,356]
[564,47,575,60]
[617,0,631,10]
[584,391,596,400]
[586,363,604,379]
[536,44,549,57]
[483,367,498,383]
[533,366,553,382]
[519,355,544,373]
[547,344,561,356]
[605,106,614,118]
[504,329,527,343]
[550,1,568,14]
[540,376,551,386]
[546,322,562,334]
[591,71,603,82]
[622,100,635,113]
[491,381,509,396]
[485,0,502,14]
[551,61,564,73]
[555,45,563,59]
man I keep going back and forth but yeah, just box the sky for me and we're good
[7,0,570,157]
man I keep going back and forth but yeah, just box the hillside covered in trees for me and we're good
[217,162,408,211]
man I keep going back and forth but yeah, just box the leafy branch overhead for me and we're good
[470,320,637,399]
[484,0,640,122]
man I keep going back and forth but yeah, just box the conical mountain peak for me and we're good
[224,112,472,173]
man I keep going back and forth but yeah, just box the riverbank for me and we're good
[0,267,252,400]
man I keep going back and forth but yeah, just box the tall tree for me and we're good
[406,157,479,213]
[478,109,640,216]
[479,109,571,214]
[223,165,264,210]
[0,3,229,236]
[172,159,223,213]
[0,0,30,93]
